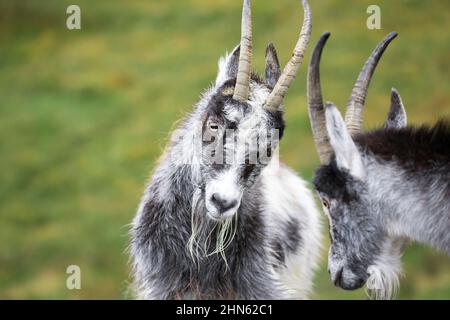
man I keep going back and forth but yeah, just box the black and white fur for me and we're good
[130,46,321,299]
[314,95,450,299]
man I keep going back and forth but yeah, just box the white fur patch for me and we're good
[205,168,243,219]
[325,103,365,180]
[366,237,405,300]
[261,160,322,299]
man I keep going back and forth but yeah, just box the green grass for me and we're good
[0,0,449,299]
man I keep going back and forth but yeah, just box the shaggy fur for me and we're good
[356,120,450,170]
[130,47,321,299]
[307,30,449,300]
[314,117,450,299]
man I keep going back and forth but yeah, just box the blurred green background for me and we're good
[0,0,449,299]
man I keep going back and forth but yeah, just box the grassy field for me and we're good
[0,0,449,299]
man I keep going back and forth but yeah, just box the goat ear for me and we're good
[325,102,365,180]
[384,88,407,129]
[215,45,240,87]
[265,43,281,87]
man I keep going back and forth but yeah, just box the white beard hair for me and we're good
[366,238,405,300]
[187,186,238,268]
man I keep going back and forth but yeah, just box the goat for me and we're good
[306,31,450,299]
[129,0,321,299]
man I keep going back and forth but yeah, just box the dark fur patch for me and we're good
[206,88,237,120]
[313,158,361,203]
[270,218,302,268]
[285,218,302,253]
[268,110,285,139]
[355,120,450,170]
[206,73,272,120]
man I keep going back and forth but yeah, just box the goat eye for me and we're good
[209,121,219,132]
[322,198,330,209]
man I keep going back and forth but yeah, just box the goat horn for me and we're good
[307,32,333,165]
[344,32,398,136]
[264,0,312,111]
[233,0,253,102]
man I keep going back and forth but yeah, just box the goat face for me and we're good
[199,46,284,221]
[307,32,406,298]
[191,0,311,221]
[312,102,407,297]
[314,160,383,291]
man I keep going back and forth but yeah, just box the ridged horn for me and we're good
[344,32,398,135]
[307,32,333,165]
[233,0,253,102]
[264,0,312,111]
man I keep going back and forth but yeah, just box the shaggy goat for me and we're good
[306,32,450,299]
[130,0,321,299]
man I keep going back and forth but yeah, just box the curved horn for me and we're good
[233,0,253,102]
[345,32,398,135]
[307,32,333,165]
[264,0,312,111]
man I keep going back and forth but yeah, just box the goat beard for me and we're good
[187,187,238,268]
[366,257,401,300]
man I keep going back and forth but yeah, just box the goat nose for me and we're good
[333,267,344,287]
[211,193,238,214]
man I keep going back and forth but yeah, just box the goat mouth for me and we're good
[333,267,344,287]
[206,205,238,220]
[339,280,365,291]
[206,212,223,221]
[206,211,236,221]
